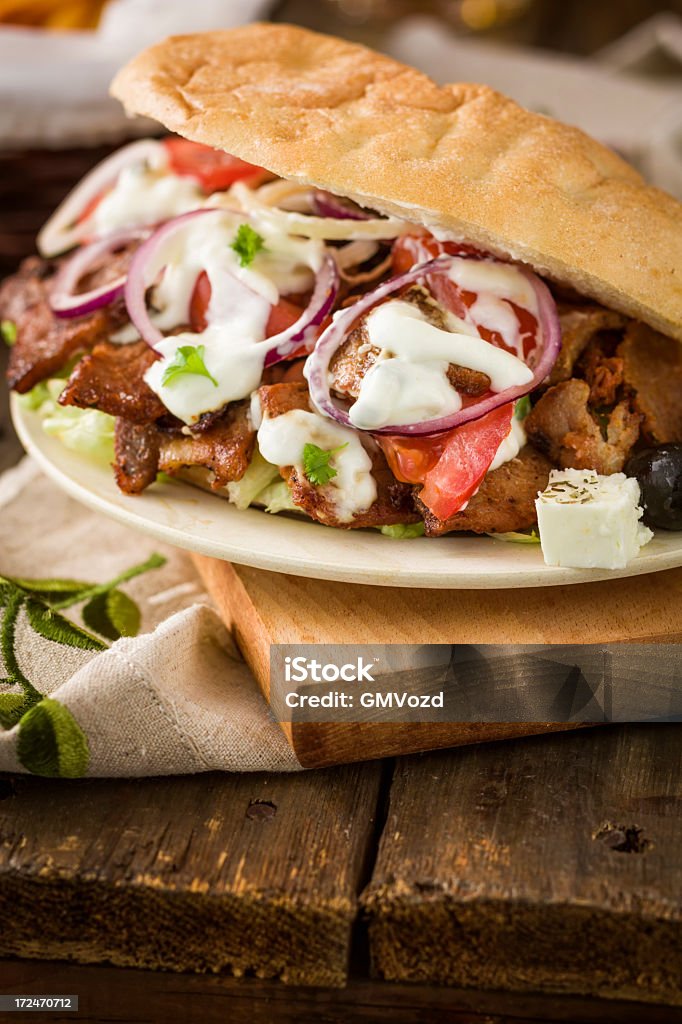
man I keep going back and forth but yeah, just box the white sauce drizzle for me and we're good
[92,163,203,237]
[257,409,377,523]
[489,414,526,472]
[447,259,538,357]
[348,300,533,430]
[142,213,325,424]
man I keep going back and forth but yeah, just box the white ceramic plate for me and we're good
[12,397,682,589]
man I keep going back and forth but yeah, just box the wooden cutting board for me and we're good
[192,556,682,768]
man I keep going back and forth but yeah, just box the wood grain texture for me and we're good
[361,724,682,1005]
[192,556,681,767]
[194,559,682,647]
[0,767,382,985]
[4,958,682,1024]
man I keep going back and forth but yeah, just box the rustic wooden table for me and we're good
[1,152,682,1023]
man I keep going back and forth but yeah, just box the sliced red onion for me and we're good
[305,255,561,437]
[312,190,371,221]
[124,208,340,361]
[38,140,165,259]
[50,228,149,319]
[264,254,339,367]
[125,208,230,349]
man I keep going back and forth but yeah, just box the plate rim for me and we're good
[11,395,682,590]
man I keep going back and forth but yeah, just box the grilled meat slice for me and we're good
[525,378,640,474]
[329,325,379,398]
[549,304,626,386]
[445,363,491,396]
[416,445,553,536]
[114,419,161,495]
[59,341,166,423]
[1,255,130,393]
[258,380,309,418]
[577,337,624,407]
[113,401,255,495]
[257,381,419,529]
[158,400,255,490]
[329,285,491,400]
[619,322,682,443]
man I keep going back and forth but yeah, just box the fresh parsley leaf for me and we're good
[302,442,348,487]
[161,345,218,388]
[1,319,17,346]
[380,522,426,539]
[231,223,265,267]
[515,395,531,420]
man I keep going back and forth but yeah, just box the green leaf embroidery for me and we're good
[25,597,106,652]
[0,583,42,705]
[0,554,166,781]
[104,589,141,638]
[17,699,89,778]
[10,577,91,603]
[0,692,29,729]
[49,552,166,612]
[82,589,140,642]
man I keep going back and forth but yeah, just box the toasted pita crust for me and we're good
[111,23,682,341]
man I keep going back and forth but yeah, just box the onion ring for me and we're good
[124,208,339,364]
[49,228,150,319]
[304,254,561,436]
[38,140,165,258]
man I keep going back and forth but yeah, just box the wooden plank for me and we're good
[194,560,682,648]
[192,557,682,767]
[361,724,682,1006]
[3,959,682,1024]
[0,766,382,986]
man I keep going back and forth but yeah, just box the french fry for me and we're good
[0,0,107,29]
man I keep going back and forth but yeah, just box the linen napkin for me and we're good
[0,457,300,777]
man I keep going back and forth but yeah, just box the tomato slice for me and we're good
[418,405,515,521]
[189,273,313,348]
[381,404,515,522]
[189,270,212,332]
[391,234,485,275]
[265,297,304,337]
[378,432,449,484]
[164,137,269,192]
[392,233,540,360]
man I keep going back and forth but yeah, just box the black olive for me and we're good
[625,445,682,531]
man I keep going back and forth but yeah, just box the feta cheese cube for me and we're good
[535,469,653,569]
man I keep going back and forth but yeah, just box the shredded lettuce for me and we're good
[380,522,426,539]
[227,448,281,510]
[488,529,541,544]
[1,319,17,346]
[22,379,115,463]
[17,380,51,412]
[259,480,300,515]
[514,395,532,421]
